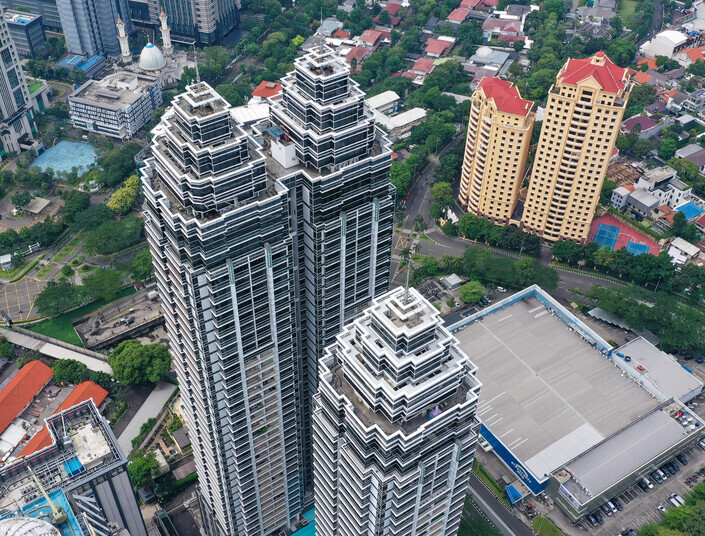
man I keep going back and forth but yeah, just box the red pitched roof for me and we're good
[346,47,369,62]
[360,29,383,45]
[637,57,658,70]
[478,77,533,117]
[402,71,419,79]
[633,71,652,85]
[461,0,483,6]
[697,213,705,227]
[482,19,521,33]
[679,44,705,63]
[333,29,350,38]
[251,81,282,99]
[656,204,673,214]
[559,51,628,94]
[448,8,471,22]
[622,115,658,131]
[425,38,453,55]
[0,361,53,436]
[383,2,402,15]
[19,381,108,456]
[412,58,436,73]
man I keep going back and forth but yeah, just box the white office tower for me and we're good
[313,287,482,536]
[141,82,302,536]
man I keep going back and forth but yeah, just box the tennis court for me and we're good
[589,215,660,256]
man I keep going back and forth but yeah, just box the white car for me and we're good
[658,505,667,514]
[496,287,507,293]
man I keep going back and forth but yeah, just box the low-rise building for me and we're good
[667,236,701,264]
[424,37,454,57]
[640,30,690,59]
[3,10,44,57]
[69,71,162,140]
[373,107,426,139]
[626,188,660,217]
[611,185,634,210]
[365,90,400,114]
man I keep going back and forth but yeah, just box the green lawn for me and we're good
[532,517,562,536]
[29,81,43,94]
[51,233,85,264]
[617,0,638,25]
[29,287,137,346]
[35,263,55,280]
[49,84,66,97]
[0,260,29,281]
[473,461,511,508]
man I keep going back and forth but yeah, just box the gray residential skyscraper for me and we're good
[313,287,482,536]
[56,0,131,56]
[148,0,238,45]
[141,46,394,536]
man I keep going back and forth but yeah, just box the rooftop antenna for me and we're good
[192,44,201,88]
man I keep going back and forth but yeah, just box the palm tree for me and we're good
[413,242,421,255]
[400,247,411,262]
[440,254,453,271]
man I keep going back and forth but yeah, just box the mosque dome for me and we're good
[139,43,166,71]
[0,517,60,536]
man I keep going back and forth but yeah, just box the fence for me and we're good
[12,325,108,361]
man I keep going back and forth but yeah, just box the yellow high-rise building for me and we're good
[523,51,632,242]
[459,77,535,224]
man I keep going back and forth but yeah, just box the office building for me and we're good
[0,399,148,536]
[56,0,131,57]
[0,12,36,159]
[69,71,162,139]
[459,77,534,224]
[145,0,238,45]
[3,10,45,57]
[313,286,482,536]
[522,52,631,242]
[449,285,704,521]
[141,45,394,536]
[0,0,61,30]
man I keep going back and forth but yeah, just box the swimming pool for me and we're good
[31,140,97,176]
[293,509,316,535]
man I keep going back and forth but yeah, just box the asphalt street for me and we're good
[468,473,533,536]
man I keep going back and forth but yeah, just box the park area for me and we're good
[617,0,638,25]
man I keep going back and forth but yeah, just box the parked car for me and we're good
[600,503,612,517]
[612,497,623,511]
[657,505,667,514]
[651,471,663,483]
[586,514,598,527]
[676,453,688,466]
[496,287,507,293]
[592,511,604,525]
[637,480,649,492]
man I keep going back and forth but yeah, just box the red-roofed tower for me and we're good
[459,77,535,223]
[523,52,632,242]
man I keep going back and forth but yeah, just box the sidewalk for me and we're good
[117,381,177,454]
[0,326,112,373]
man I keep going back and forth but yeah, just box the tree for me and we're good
[35,282,83,316]
[430,182,454,220]
[71,204,114,231]
[667,158,700,181]
[11,191,32,208]
[390,162,413,198]
[60,190,90,223]
[97,143,142,187]
[441,220,458,235]
[632,138,653,158]
[599,179,617,206]
[61,265,73,277]
[659,138,677,160]
[459,280,484,303]
[52,359,89,385]
[377,9,391,25]
[83,269,123,301]
[514,258,558,289]
[413,214,427,232]
[107,185,138,215]
[109,340,171,385]
[130,250,153,281]
[513,40,525,52]
[84,218,144,255]
[552,240,581,264]
[16,349,44,369]
[128,450,160,488]
[671,211,698,242]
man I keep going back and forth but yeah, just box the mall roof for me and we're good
[614,337,703,402]
[0,361,53,435]
[478,77,533,117]
[20,381,109,456]
[451,287,659,482]
[559,51,628,94]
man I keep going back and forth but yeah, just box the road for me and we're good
[468,474,533,536]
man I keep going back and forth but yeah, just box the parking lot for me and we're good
[560,419,705,535]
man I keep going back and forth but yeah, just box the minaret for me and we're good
[116,17,132,64]
[159,9,173,57]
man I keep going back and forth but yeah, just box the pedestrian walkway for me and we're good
[0,326,112,373]
[117,381,177,454]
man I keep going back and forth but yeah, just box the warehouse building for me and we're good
[69,71,162,139]
[450,285,704,521]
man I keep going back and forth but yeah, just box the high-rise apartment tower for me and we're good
[148,0,239,45]
[0,12,35,159]
[523,52,631,242]
[313,286,482,536]
[141,45,394,536]
[459,77,534,224]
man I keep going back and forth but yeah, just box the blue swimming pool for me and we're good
[31,140,97,176]
[63,456,84,477]
[293,509,316,535]
[18,488,83,536]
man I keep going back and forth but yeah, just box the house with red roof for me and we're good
[346,46,370,67]
[251,81,282,101]
[674,44,705,67]
[359,29,383,47]
[411,57,435,75]
[621,115,659,137]
[696,213,705,234]
[19,381,109,456]
[0,360,53,436]
[482,18,522,41]
[637,57,658,71]
[333,29,350,39]
[448,8,471,23]
[373,1,402,26]
[424,38,454,58]
[461,0,496,9]
[633,71,652,85]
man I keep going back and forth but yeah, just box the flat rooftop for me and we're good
[3,10,40,24]
[453,293,659,481]
[615,337,703,402]
[70,71,158,109]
